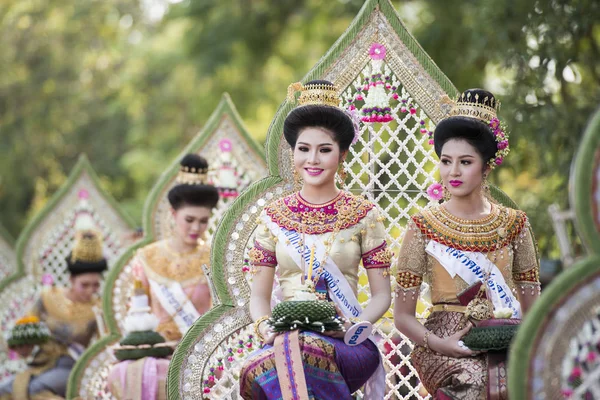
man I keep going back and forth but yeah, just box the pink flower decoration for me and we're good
[495,157,503,165]
[571,366,582,378]
[587,351,597,362]
[356,95,364,101]
[204,387,211,394]
[392,93,399,100]
[420,128,428,134]
[348,104,356,110]
[368,43,386,60]
[497,140,509,150]
[400,106,407,113]
[219,138,232,152]
[78,189,89,200]
[41,273,54,286]
[561,389,573,397]
[409,107,417,115]
[8,350,18,361]
[489,118,500,130]
[428,139,434,145]
[427,183,444,201]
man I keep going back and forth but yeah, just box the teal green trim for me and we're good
[65,334,121,398]
[0,154,134,293]
[166,305,235,400]
[66,237,153,398]
[509,256,600,398]
[571,106,600,252]
[0,224,15,248]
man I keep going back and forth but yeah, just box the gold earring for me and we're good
[337,166,348,187]
[292,159,301,186]
[442,181,451,202]
[482,175,490,196]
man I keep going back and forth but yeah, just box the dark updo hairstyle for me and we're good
[283,80,355,152]
[167,154,219,210]
[433,89,498,167]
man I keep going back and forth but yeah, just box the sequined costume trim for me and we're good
[248,241,277,267]
[513,267,539,283]
[265,191,374,235]
[396,271,423,289]
[412,204,527,252]
[361,241,392,269]
[137,241,208,284]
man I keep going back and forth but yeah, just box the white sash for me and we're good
[148,279,201,335]
[261,212,385,399]
[260,213,361,318]
[426,241,521,318]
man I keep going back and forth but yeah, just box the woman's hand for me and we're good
[429,323,481,358]
[259,321,279,345]
[322,304,352,339]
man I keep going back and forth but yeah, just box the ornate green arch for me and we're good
[0,224,16,284]
[67,94,267,399]
[166,0,465,398]
[0,154,135,386]
[509,106,600,398]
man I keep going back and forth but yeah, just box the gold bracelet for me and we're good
[423,330,433,349]
[253,316,270,342]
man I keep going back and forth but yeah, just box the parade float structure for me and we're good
[0,225,16,290]
[67,93,267,399]
[166,1,530,399]
[0,154,135,385]
[509,107,600,399]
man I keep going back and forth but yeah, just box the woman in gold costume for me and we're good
[0,227,107,399]
[240,81,392,399]
[132,154,219,342]
[394,89,541,399]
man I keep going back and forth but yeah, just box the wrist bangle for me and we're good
[253,316,270,342]
[423,330,433,349]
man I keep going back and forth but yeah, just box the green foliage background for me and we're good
[1,0,599,259]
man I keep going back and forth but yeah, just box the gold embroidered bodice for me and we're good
[133,239,211,341]
[250,191,392,301]
[396,204,539,304]
[31,287,98,348]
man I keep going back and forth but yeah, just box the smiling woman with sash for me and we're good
[394,89,541,400]
[133,154,219,342]
[239,81,392,400]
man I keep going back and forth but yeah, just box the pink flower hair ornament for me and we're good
[426,183,444,201]
[488,117,510,169]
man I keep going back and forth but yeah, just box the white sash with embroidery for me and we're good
[426,241,521,318]
[261,212,385,399]
[148,279,201,336]
[260,213,361,318]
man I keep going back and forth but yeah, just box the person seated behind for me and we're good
[132,154,220,341]
[0,226,107,399]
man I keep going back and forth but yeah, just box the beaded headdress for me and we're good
[67,228,107,275]
[286,81,360,144]
[176,165,209,185]
[445,89,509,169]
[287,82,341,107]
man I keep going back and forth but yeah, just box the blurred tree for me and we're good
[0,0,598,260]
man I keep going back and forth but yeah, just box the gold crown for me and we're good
[287,82,340,107]
[71,230,104,263]
[176,166,209,185]
[448,91,501,123]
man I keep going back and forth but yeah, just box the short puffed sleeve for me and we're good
[395,217,427,290]
[247,210,278,268]
[360,208,393,269]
